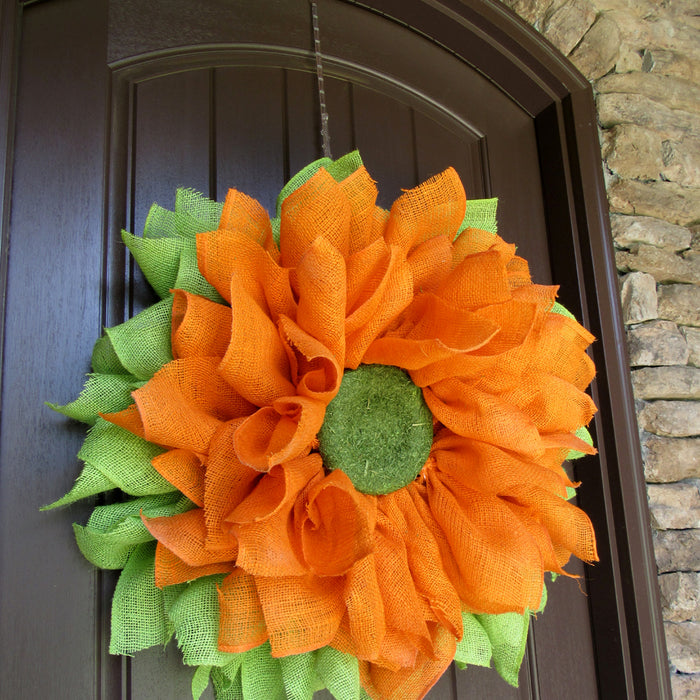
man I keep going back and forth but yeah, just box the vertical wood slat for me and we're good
[130,69,211,316]
[215,66,287,214]
[0,0,109,698]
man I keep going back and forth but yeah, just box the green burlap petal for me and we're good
[73,493,193,569]
[241,643,285,700]
[173,188,223,230]
[91,332,128,374]
[454,613,493,669]
[79,418,172,495]
[551,301,576,320]
[279,650,317,700]
[167,575,236,667]
[275,151,364,219]
[47,373,144,426]
[211,659,244,700]
[42,460,115,509]
[102,298,173,380]
[456,586,548,686]
[192,665,213,700]
[43,418,173,509]
[458,197,498,236]
[122,231,184,299]
[316,646,361,700]
[110,542,184,655]
[475,611,530,687]
[568,425,594,460]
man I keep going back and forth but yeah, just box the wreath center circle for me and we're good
[318,364,433,495]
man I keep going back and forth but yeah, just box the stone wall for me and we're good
[501,0,700,696]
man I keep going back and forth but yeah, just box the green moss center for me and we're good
[318,364,433,495]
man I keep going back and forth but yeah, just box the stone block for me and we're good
[607,179,700,227]
[665,622,700,673]
[648,483,700,529]
[644,434,700,482]
[645,49,700,83]
[633,367,700,401]
[658,285,700,327]
[597,93,700,136]
[627,320,689,366]
[616,244,700,284]
[671,672,700,699]
[659,573,700,622]
[500,0,556,27]
[662,135,700,188]
[643,434,700,482]
[596,72,700,115]
[653,529,700,572]
[611,214,691,252]
[682,327,700,367]
[542,0,596,55]
[639,401,700,438]
[604,124,666,182]
[569,14,620,80]
[620,272,657,324]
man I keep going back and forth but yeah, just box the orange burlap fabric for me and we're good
[105,165,597,700]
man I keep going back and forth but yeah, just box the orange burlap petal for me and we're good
[430,432,569,499]
[384,168,466,254]
[233,396,326,471]
[437,249,512,310]
[102,403,146,440]
[106,357,254,454]
[280,168,351,268]
[502,374,597,434]
[152,448,206,506]
[278,315,342,403]
[360,624,456,700]
[423,377,544,459]
[218,187,277,255]
[256,573,346,656]
[363,293,500,370]
[345,238,393,321]
[451,228,514,266]
[197,229,294,317]
[295,236,347,365]
[506,484,598,564]
[171,289,231,360]
[407,235,453,295]
[218,278,296,407]
[339,553,386,660]
[345,245,414,369]
[154,541,234,588]
[500,501,572,575]
[506,255,532,289]
[227,455,323,577]
[425,470,544,614]
[338,166,381,255]
[528,312,596,389]
[142,507,238,567]
[471,299,540,357]
[372,513,434,669]
[204,419,260,552]
[300,470,377,577]
[382,488,462,639]
[218,569,269,653]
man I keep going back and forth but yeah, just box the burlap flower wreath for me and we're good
[46,152,598,700]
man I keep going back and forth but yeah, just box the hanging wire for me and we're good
[310,1,332,159]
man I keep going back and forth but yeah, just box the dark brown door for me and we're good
[0,0,669,698]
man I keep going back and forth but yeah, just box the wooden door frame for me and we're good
[0,1,671,697]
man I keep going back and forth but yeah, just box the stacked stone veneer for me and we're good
[502,0,700,696]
